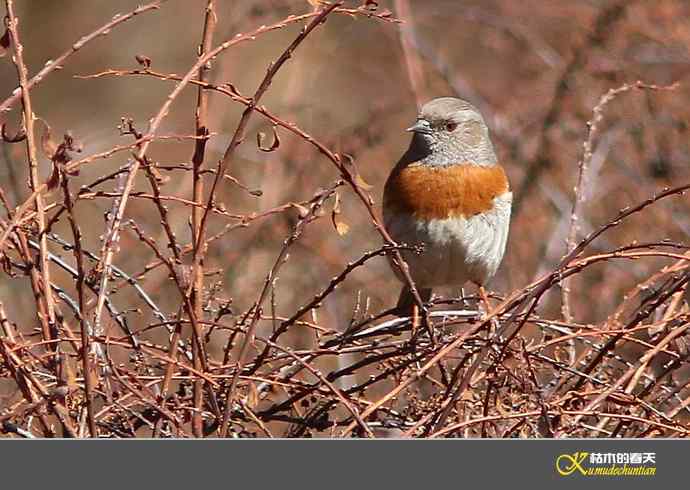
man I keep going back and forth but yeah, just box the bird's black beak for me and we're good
[406,119,433,135]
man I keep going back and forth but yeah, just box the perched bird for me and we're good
[383,97,512,311]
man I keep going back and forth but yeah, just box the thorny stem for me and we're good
[60,174,97,437]
[218,181,342,437]
[561,81,680,323]
[188,0,216,439]
[5,0,57,356]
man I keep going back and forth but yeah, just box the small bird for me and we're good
[383,97,512,311]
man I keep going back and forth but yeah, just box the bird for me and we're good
[382,97,512,313]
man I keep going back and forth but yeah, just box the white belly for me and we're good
[385,193,512,288]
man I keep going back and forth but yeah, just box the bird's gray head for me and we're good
[405,97,497,166]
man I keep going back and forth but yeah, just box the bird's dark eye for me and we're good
[445,122,458,132]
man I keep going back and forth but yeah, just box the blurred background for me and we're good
[1,0,689,394]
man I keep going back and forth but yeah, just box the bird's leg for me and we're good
[410,289,435,347]
[477,284,491,317]
[475,282,501,340]
[394,286,435,346]
[410,301,436,347]
[412,305,436,347]
[411,303,420,339]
